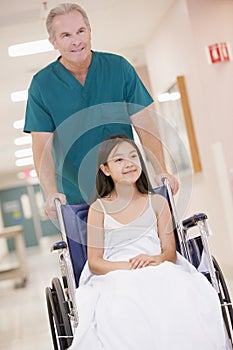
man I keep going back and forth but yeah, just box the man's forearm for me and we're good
[35,155,58,198]
[32,132,58,198]
[131,105,167,173]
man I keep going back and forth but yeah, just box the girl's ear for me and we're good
[100,164,110,176]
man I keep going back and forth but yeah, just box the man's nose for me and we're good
[72,35,82,45]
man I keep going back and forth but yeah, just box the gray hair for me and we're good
[46,3,91,40]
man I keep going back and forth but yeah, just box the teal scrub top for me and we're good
[24,51,153,204]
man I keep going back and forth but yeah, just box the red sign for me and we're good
[219,42,230,61]
[207,42,231,64]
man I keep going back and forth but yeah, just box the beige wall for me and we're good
[145,0,233,266]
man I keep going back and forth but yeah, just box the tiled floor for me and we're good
[0,236,61,350]
[0,236,233,350]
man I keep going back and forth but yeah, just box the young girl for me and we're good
[70,135,230,349]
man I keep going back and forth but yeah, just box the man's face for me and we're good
[50,10,91,65]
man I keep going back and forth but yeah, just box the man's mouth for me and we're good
[71,47,84,53]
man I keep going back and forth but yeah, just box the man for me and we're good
[24,3,178,218]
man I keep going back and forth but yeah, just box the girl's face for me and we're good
[100,141,142,185]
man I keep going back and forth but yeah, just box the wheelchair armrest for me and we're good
[51,241,67,252]
[182,213,208,229]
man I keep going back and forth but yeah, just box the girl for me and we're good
[70,135,230,349]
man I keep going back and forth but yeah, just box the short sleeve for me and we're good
[23,76,55,133]
[122,57,154,114]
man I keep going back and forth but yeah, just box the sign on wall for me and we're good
[206,42,232,64]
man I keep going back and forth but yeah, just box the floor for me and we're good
[0,236,61,350]
[0,236,233,350]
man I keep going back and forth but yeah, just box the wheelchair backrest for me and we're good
[61,202,89,287]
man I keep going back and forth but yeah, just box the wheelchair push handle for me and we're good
[54,198,69,243]
[161,177,178,220]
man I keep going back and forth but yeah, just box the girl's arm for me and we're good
[153,194,177,263]
[129,195,177,269]
[87,202,131,275]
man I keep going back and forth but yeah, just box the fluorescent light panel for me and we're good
[8,39,54,57]
[13,119,24,129]
[158,92,181,103]
[15,148,32,158]
[11,90,28,102]
[16,157,34,167]
[14,136,32,146]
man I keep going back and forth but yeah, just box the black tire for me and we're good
[46,286,59,350]
[212,256,233,346]
[52,277,73,349]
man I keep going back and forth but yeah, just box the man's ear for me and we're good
[100,164,110,176]
[49,36,57,50]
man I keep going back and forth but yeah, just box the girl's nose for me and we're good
[124,158,134,167]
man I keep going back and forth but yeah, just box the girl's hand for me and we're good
[129,254,163,270]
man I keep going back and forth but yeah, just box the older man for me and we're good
[24,3,178,218]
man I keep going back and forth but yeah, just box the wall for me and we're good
[145,0,233,266]
[0,206,8,259]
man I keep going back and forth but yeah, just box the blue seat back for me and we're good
[61,202,89,287]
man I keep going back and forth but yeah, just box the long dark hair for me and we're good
[95,134,153,198]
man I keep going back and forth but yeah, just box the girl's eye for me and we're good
[115,158,123,162]
[131,153,139,160]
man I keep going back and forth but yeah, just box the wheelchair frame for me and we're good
[45,180,233,349]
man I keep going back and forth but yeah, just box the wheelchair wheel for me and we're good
[46,277,73,349]
[46,286,59,350]
[212,256,233,346]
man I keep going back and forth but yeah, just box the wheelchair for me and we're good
[45,179,233,349]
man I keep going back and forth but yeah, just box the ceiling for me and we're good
[0,0,175,180]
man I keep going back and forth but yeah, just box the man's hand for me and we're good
[156,173,179,195]
[45,193,67,219]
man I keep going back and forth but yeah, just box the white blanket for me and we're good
[70,203,230,349]
[70,260,229,349]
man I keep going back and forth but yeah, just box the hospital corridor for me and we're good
[1,0,233,349]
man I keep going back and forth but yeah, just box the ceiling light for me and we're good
[17,169,37,179]
[157,93,170,102]
[15,148,32,158]
[11,90,28,102]
[14,136,32,146]
[8,39,54,57]
[13,119,24,129]
[16,157,34,167]
[157,92,181,102]
[30,169,37,177]
[170,92,181,101]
